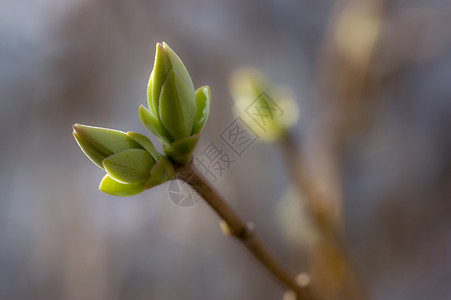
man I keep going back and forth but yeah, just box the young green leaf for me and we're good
[149,43,171,115]
[99,175,146,197]
[192,86,211,134]
[139,105,173,145]
[126,131,161,162]
[102,149,154,183]
[162,42,195,91]
[146,156,175,188]
[158,70,196,140]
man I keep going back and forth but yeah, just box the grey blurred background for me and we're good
[1,0,451,299]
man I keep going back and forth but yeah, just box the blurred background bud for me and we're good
[229,67,299,142]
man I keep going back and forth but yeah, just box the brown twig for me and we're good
[175,163,316,300]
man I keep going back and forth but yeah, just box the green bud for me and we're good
[229,68,299,142]
[141,42,211,165]
[149,42,195,116]
[73,124,143,169]
[73,124,175,197]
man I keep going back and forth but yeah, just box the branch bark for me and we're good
[175,163,316,300]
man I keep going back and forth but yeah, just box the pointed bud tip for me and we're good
[203,85,211,95]
[139,105,148,116]
[156,42,165,51]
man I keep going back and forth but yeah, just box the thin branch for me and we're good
[280,132,367,300]
[280,132,341,237]
[175,163,316,300]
